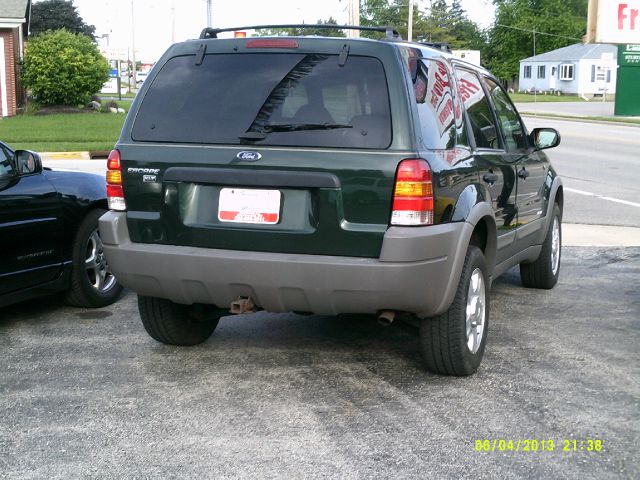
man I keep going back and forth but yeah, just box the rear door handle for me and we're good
[518,168,530,179]
[482,172,499,184]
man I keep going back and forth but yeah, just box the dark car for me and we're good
[100,25,562,375]
[0,141,122,308]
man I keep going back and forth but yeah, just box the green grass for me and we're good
[508,93,592,103]
[0,112,126,152]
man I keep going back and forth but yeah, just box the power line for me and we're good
[495,23,583,42]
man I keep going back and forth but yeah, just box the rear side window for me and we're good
[484,77,528,151]
[132,53,392,149]
[410,59,466,149]
[455,68,500,150]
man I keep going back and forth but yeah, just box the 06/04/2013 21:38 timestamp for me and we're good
[474,439,604,453]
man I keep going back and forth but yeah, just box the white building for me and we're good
[452,50,481,66]
[518,43,618,97]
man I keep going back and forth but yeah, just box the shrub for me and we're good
[22,29,109,107]
[100,100,118,113]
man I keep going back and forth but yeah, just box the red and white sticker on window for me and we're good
[218,188,281,225]
[427,61,456,137]
[457,70,485,110]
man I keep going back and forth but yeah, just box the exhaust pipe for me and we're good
[230,296,256,314]
[377,310,396,326]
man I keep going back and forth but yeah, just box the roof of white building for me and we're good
[521,43,617,63]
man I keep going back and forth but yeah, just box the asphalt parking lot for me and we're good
[1,246,638,479]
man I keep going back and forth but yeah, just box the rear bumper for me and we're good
[100,211,472,317]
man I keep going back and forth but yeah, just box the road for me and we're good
[43,158,107,176]
[1,247,638,479]
[528,117,640,227]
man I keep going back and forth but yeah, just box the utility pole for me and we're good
[408,0,414,42]
[130,0,136,91]
[171,0,176,43]
[533,28,537,101]
[347,0,360,38]
[206,0,213,28]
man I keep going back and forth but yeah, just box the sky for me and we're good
[60,0,496,62]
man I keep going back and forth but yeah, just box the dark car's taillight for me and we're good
[106,149,126,211]
[390,159,434,226]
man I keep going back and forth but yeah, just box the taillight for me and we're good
[391,159,434,226]
[106,149,126,211]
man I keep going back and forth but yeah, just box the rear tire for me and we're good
[65,209,123,307]
[520,204,562,289]
[138,295,222,346]
[419,246,489,376]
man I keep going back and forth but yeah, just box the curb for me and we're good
[40,151,90,161]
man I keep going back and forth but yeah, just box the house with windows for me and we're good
[0,0,30,117]
[518,43,617,97]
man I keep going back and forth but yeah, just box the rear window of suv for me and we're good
[132,53,392,149]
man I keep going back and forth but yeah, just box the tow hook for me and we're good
[230,296,256,314]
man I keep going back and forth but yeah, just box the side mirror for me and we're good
[14,150,42,175]
[530,128,561,150]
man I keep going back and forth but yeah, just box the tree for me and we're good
[446,0,487,50]
[22,30,109,106]
[30,0,96,39]
[360,0,431,40]
[422,0,457,44]
[486,0,588,84]
[359,0,485,48]
[258,18,345,37]
[361,0,406,38]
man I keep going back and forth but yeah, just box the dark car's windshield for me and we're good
[132,53,392,149]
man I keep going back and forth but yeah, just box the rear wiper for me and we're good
[239,123,352,141]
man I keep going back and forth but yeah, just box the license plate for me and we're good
[218,188,281,224]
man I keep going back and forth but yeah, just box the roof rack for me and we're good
[418,41,452,53]
[199,24,402,41]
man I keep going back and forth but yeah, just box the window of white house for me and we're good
[537,65,545,79]
[591,65,608,82]
[559,64,574,80]
[523,65,531,79]
[552,66,557,76]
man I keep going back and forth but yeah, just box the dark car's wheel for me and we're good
[65,209,123,307]
[520,204,562,289]
[138,295,222,346]
[419,245,489,376]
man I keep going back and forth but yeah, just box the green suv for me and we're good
[100,25,563,375]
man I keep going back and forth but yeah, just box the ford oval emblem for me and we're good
[236,151,262,162]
